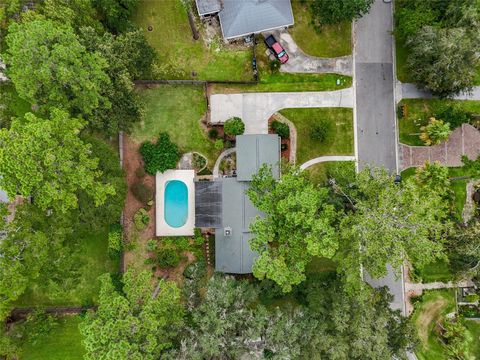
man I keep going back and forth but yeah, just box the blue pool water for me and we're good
[164,180,188,228]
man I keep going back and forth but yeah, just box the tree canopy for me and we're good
[4,17,110,115]
[0,109,115,213]
[140,133,181,175]
[311,0,374,27]
[247,165,338,292]
[80,269,184,359]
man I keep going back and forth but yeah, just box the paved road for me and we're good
[354,0,397,172]
[210,89,354,134]
[354,0,404,314]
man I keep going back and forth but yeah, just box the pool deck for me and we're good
[156,170,195,236]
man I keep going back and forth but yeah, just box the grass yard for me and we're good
[415,259,453,283]
[13,315,85,360]
[398,99,480,146]
[465,320,480,359]
[412,290,456,360]
[132,85,220,167]
[279,108,354,164]
[131,0,252,81]
[305,161,356,185]
[290,0,351,57]
[16,230,118,307]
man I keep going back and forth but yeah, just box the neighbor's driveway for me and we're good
[398,83,480,101]
[210,88,353,134]
[264,29,353,76]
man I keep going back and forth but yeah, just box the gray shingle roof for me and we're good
[219,0,294,39]
[195,0,222,16]
[236,134,280,181]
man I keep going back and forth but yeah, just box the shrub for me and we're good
[140,132,180,174]
[208,128,218,139]
[157,247,181,268]
[420,117,451,145]
[434,105,471,129]
[311,118,332,142]
[223,117,245,136]
[194,228,204,246]
[131,182,154,205]
[271,120,290,139]
[281,143,288,151]
[214,139,224,150]
[465,294,479,303]
[192,153,206,170]
[146,239,158,252]
[134,208,149,230]
[135,167,146,178]
[225,140,233,149]
[269,60,280,74]
[108,224,123,258]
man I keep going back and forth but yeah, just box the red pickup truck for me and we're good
[265,35,289,64]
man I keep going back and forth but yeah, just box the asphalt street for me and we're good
[354,0,405,314]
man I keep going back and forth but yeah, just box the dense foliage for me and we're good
[419,117,451,145]
[270,120,290,139]
[0,110,115,213]
[140,133,181,175]
[247,165,337,292]
[223,117,245,136]
[311,0,374,26]
[80,269,184,359]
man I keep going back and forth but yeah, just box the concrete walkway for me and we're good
[299,155,356,170]
[405,280,474,294]
[210,88,354,134]
[398,82,480,101]
[399,124,480,170]
[264,29,353,76]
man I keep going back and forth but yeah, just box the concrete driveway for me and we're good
[210,88,354,134]
[264,29,353,76]
[398,82,480,101]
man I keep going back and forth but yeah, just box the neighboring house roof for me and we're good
[236,134,281,181]
[195,0,222,16]
[214,134,281,274]
[219,0,294,40]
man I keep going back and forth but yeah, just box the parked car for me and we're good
[264,35,289,63]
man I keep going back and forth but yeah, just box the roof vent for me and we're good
[224,227,232,236]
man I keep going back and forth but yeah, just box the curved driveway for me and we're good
[210,88,354,134]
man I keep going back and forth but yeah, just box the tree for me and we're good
[311,0,374,27]
[80,269,184,359]
[223,117,245,136]
[407,26,479,97]
[415,161,451,196]
[41,0,102,32]
[4,18,110,116]
[446,221,480,282]
[0,109,115,213]
[419,117,451,145]
[247,165,338,292]
[93,0,138,33]
[336,168,450,290]
[140,133,180,175]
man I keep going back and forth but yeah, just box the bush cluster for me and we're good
[208,128,218,139]
[156,247,181,268]
[271,120,290,139]
[134,208,149,230]
[223,117,245,136]
[140,132,180,175]
[131,182,154,205]
[108,224,123,258]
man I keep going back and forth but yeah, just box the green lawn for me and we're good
[412,290,456,360]
[279,108,354,164]
[14,315,85,360]
[16,230,118,307]
[131,0,252,81]
[131,85,220,167]
[398,99,480,146]
[289,0,351,57]
[415,259,453,283]
[465,320,480,359]
[305,161,356,185]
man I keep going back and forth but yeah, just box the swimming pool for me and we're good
[164,180,189,228]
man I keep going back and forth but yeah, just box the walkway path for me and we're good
[210,88,354,134]
[399,124,480,170]
[405,280,474,294]
[265,29,353,76]
[398,82,480,101]
[299,155,356,170]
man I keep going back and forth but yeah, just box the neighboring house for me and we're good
[195,134,281,273]
[195,0,294,40]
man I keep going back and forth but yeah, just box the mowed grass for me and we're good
[398,99,480,146]
[416,259,453,283]
[131,0,252,81]
[16,230,118,307]
[279,108,354,164]
[412,290,456,360]
[15,315,85,360]
[290,0,351,57]
[132,85,219,167]
[305,161,356,185]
